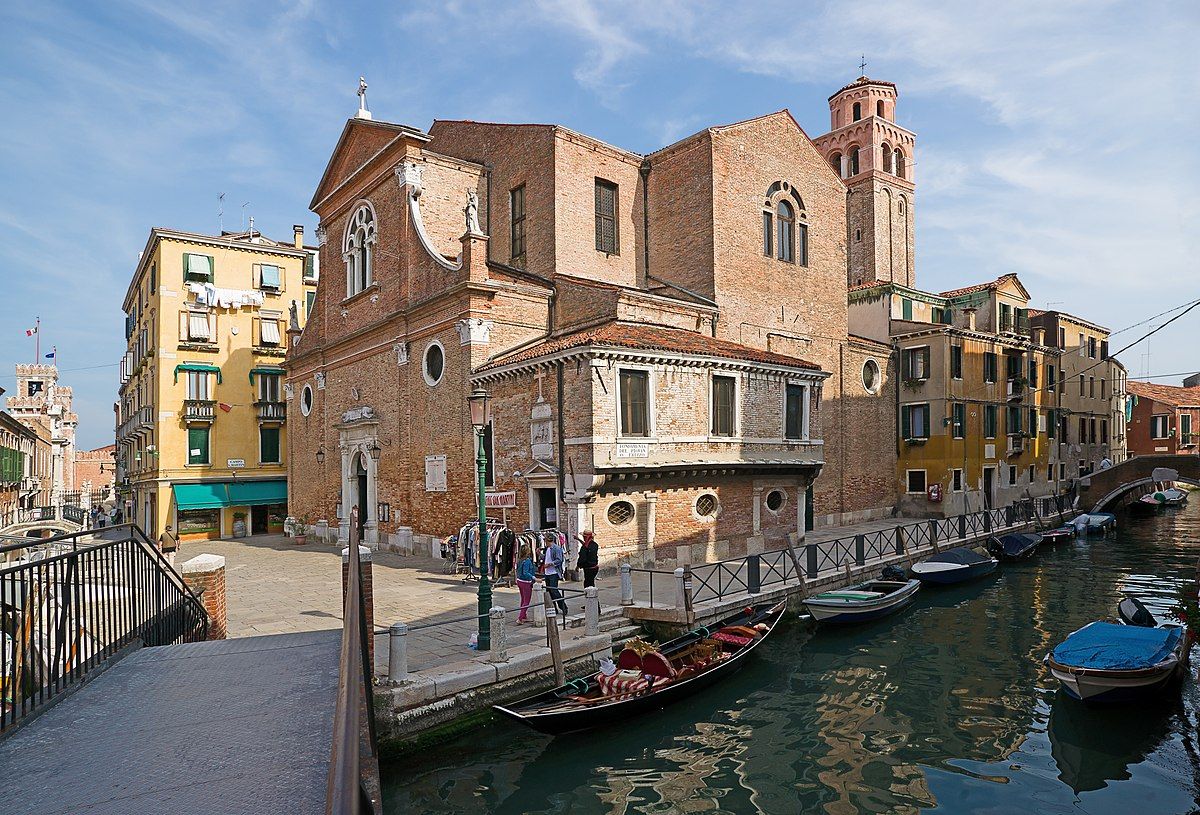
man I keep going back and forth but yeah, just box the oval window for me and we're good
[862,359,881,395]
[300,384,314,416]
[423,341,445,386]
[607,500,635,527]
[695,493,718,519]
[765,489,786,512]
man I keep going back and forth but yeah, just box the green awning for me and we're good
[227,480,287,506]
[173,482,230,510]
[174,363,222,384]
[248,365,286,384]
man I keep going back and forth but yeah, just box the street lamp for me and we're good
[316,446,325,464]
[468,387,492,651]
[368,441,382,462]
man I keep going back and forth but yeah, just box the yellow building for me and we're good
[851,274,1063,516]
[117,226,317,540]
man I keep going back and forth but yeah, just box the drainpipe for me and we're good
[557,360,567,543]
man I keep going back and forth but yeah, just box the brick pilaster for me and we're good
[180,554,227,640]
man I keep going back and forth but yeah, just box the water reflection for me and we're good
[384,501,1200,814]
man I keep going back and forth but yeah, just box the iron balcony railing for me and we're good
[0,524,208,734]
[255,401,287,422]
[182,399,216,423]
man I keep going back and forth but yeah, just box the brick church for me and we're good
[285,76,912,567]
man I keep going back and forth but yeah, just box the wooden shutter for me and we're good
[901,405,911,439]
[595,180,618,254]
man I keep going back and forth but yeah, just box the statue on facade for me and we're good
[465,189,481,234]
[288,299,300,331]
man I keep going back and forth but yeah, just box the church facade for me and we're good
[285,77,909,566]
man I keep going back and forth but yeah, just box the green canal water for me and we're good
[383,500,1200,814]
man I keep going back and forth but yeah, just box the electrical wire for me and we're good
[1110,297,1200,337]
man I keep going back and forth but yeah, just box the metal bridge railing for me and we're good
[0,524,208,734]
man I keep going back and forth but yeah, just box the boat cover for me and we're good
[927,547,991,565]
[1052,622,1182,670]
[996,533,1039,556]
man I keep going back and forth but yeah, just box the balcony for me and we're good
[116,405,154,441]
[256,401,287,422]
[1000,315,1031,336]
[183,399,216,423]
[1006,378,1027,401]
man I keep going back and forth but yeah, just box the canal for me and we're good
[383,499,1200,814]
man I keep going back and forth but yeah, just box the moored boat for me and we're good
[988,532,1041,562]
[1130,494,1165,515]
[1118,595,1158,628]
[1072,512,1117,535]
[1046,621,1186,703]
[911,545,998,585]
[1041,526,1076,544]
[494,601,786,734]
[1162,487,1188,506]
[802,578,920,624]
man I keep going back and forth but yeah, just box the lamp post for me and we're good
[468,387,492,651]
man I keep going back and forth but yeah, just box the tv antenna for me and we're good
[218,193,225,232]
[241,201,251,231]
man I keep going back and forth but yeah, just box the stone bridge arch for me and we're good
[0,520,83,539]
[1079,455,1200,512]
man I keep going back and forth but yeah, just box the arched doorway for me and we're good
[355,453,368,538]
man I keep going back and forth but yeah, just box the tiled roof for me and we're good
[1127,380,1200,406]
[939,273,1020,298]
[476,321,823,373]
[848,280,888,292]
[829,76,897,100]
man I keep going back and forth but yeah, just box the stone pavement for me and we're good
[179,517,943,674]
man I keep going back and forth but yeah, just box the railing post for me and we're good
[747,554,761,595]
[896,526,906,556]
[585,587,600,635]
[487,606,508,663]
[928,519,937,549]
[531,581,546,625]
[855,534,865,566]
[619,562,634,606]
[984,511,992,534]
[674,567,686,608]
[388,622,408,682]
[958,514,967,540]
[806,543,817,579]
[543,591,565,686]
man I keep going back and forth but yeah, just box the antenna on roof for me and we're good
[241,201,251,231]
[218,192,225,232]
[356,76,372,120]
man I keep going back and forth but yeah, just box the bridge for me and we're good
[1079,454,1200,512]
[0,520,379,814]
[1,504,88,539]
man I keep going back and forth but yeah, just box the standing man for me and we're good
[577,531,600,589]
[543,535,568,616]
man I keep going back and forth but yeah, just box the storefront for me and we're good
[171,479,287,540]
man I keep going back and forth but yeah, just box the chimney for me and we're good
[293,224,304,249]
[964,307,977,331]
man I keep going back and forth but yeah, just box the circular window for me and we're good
[607,500,635,527]
[300,384,314,416]
[765,489,787,512]
[695,493,718,519]
[423,341,445,386]
[862,359,881,395]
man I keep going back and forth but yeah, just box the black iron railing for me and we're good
[0,524,208,734]
[326,508,378,814]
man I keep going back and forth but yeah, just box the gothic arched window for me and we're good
[894,149,906,179]
[761,182,808,266]
[882,143,893,173]
[876,100,885,118]
[777,200,794,263]
[343,203,377,298]
[829,152,843,177]
[848,145,860,176]
[852,102,862,121]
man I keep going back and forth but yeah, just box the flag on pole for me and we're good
[45,350,56,360]
[25,326,37,336]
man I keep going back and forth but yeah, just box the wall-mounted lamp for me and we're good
[316,446,326,464]
[369,442,382,462]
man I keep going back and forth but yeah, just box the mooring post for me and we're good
[544,591,565,685]
[387,621,408,682]
[585,587,600,635]
[488,606,508,663]
[747,554,761,595]
[619,561,634,606]
[531,581,546,625]
[674,567,686,608]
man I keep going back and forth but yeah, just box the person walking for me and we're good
[577,531,599,589]
[158,524,179,566]
[515,545,536,623]
[543,536,568,616]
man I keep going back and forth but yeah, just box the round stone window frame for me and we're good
[607,500,636,528]
[764,489,788,513]
[693,492,720,522]
[423,340,446,387]
[862,358,882,395]
[300,384,314,416]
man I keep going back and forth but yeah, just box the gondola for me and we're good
[802,578,920,624]
[910,545,998,585]
[987,532,1042,562]
[494,600,786,734]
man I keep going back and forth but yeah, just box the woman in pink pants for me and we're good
[515,545,536,623]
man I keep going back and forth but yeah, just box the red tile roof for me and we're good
[1127,380,1200,406]
[848,280,888,292]
[476,321,823,373]
[939,273,1021,298]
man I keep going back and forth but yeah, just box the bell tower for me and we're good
[813,76,916,288]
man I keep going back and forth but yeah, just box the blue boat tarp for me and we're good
[996,533,1039,557]
[928,547,992,566]
[1052,622,1182,670]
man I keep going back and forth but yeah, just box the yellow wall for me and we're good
[118,230,315,539]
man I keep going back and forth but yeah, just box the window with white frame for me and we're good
[344,203,376,298]
[784,383,807,440]
[1151,414,1170,439]
[259,312,282,346]
[186,371,210,401]
[952,469,964,492]
[258,373,282,402]
[258,263,282,291]
[619,369,650,437]
[902,403,930,440]
[906,470,927,494]
[711,375,736,437]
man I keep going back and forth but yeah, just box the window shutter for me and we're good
[921,347,930,378]
[901,406,911,439]
[260,320,281,345]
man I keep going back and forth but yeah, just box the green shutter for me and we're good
[260,427,280,463]
[901,406,911,439]
[902,299,913,320]
[188,426,210,465]
[922,407,931,438]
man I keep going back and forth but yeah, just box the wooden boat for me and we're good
[1046,621,1186,703]
[988,532,1042,562]
[1041,526,1076,544]
[1130,494,1165,515]
[1161,488,1188,506]
[494,601,786,734]
[802,578,920,624]
[910,545,998,585]
[1072,513,1117,535]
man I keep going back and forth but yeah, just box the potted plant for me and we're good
[902,377,925,390]
[294,515,310,545]
[232,511,247,538]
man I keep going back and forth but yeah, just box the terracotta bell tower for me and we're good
[813,76,916,288]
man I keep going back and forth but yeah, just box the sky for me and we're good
[1,0,1197,449]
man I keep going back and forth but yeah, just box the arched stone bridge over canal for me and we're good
[1079,455,1200,512]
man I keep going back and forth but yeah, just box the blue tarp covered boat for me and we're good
[988,532,1041,561]
[911,546,998,585]
[1047,621,1187,703]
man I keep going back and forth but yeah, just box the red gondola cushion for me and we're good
[711,631,753,647]
[640,651,676,678]
[616,648,643,671]
[597,672,649,696]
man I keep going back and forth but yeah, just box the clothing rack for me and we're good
[454,518,509,583]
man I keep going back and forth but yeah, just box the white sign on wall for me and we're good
[227,459,245,469]
[615,442,649,458]
[425,455,447,492]
[484,491,517,508]
[984,444,996,460]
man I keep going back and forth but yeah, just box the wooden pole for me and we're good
[543,590,564,686]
